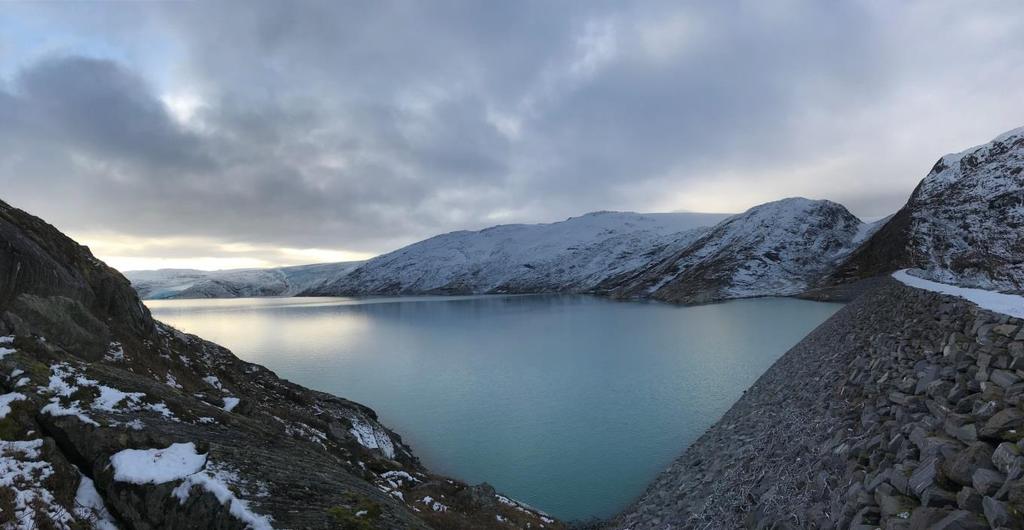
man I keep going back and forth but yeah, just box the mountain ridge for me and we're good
[125,126,1024,307]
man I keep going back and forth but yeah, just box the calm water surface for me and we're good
[147,294,841,521]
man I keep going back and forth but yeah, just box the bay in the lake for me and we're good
[147,294,841,521]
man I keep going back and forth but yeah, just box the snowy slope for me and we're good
[607,198,867,304]
[126,261,363,299]
[834,126,1024,293]
[302,211,731,296]
[905,127,1024,291]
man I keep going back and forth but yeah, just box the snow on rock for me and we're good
[348,415,396,459]
[0,439,74,529]
[855,126,1024,292]
[893,269,1024,319]
[420,496,449,512]
[305,211,730,296]
[111,443,275,529]
[74,474,120,530]
[222,396,240,412]
[110,442,206,484]
[105,342,125,362]
[41,400,99,426]
[380,470,418,488]
[203,375,223,390]
[39,363,179,423]
[0,391,25,418]
[612,198,866,303]
[171,463,275,530]
[93,386,146,412]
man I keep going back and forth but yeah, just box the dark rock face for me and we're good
[610,280,1024,529]
[0,198,561,529]
[0,199,153,358]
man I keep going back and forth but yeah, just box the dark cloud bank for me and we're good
[2,1,1024,262]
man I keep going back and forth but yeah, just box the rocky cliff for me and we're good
[0,198,561,529]
[832,127,1024,292]
[612,278,1024,529]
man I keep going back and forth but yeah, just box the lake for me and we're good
[146,294,842,521]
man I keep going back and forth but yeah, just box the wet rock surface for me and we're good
[611,279,1024,529]
[0,197,563,528]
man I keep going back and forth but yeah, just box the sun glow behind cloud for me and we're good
[70,232,377,272]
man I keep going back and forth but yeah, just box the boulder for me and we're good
[980,408,1024,441]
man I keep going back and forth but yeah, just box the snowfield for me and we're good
[126,261,363,299]
[305,211,731,296]
[609,198,872,303]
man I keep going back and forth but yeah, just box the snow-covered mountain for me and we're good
[605,198,873,304]
[126,261,363,299]
[833,126,1024,293]
[301,211,731,296]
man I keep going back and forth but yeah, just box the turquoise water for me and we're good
[147,295,841,521]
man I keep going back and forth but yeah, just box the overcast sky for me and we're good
[2,1,1024,271]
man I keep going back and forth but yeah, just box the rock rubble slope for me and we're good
[612,279,1024,529]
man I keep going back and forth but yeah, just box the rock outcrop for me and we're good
[0,197,561,529]
[612,279,1024,529]
[832,127,1024,293]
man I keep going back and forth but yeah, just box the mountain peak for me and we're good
[831,124,1024,292]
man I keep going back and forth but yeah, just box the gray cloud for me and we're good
[2,0,1024,264]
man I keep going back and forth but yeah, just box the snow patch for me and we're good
[0,439,75,529]
[93,386,147,412]
[0,392,25,419]
[0,335,14,359]
[105,342,125,362]
[894,269,1024,319]
[171,464,275,530]
[203,375,224,390]
[41,400,99,426]
[349,416,395,458]
[74,474,120,530]
[110,442,207,484]
[223,396,240,412]
[420,495,449,512]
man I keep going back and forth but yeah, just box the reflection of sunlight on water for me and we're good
[145,295,536,313]
[144,294,843,521]
[147,304,373,365]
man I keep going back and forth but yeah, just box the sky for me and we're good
[2,1,1024,272]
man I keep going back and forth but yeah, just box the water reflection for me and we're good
[148,294,842,520]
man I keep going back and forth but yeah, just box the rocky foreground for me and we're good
[0,198,561,528]
[612,278,1024,529]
